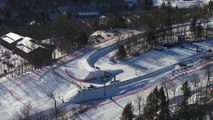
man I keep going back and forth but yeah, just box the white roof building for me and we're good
[16,37,41,53]
[1,32,43,53]
[0,32,55,66]
[1,32,22,44]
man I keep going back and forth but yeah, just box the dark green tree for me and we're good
[176,81,192,119]
[167,1,172,9]
[147,30,156,47]
[143,87,159,120]
[191,18,197,38]
[4,8,11,20]
[6,0,17,8]
[181,80,191,101]
[158,87,170,120]
[117,45,126,59]
[196,22,203,38]
[209,1,213,14]
[120,102,134,120]
[176,99,191,120]
[79,32,88,45]
[161,2,166,9]
[107,14,127,28]
[144,0,153,10]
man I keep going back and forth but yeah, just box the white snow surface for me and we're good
[77,65,213,120]
[153,0,210,8]
[0,28,212,119]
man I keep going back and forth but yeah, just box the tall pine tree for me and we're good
[120,102,134,120]
[176,81,191,120]
[191,18,197,38]
[143,87,159,120]
[144,0,153,10]
[158,86,170,120]
[117,45,127,60]
[181,80,191,102]
[196,22,203,38]
[176,98,191,120]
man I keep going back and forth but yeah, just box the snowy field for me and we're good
[153,0,210,8]
[77,64,213,120]
[0,45,26,75]
[0,28,212,119]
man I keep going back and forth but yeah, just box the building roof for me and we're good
[16,37,41,53]
[16,44,32,53]
[1,32,45,53]
[1,32,22,44]
[77,11,99,18]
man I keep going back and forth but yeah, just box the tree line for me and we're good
[121,65,213,120]
[8,15,92,55]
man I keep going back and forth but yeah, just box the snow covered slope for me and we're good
[153,0,210,8]
[0,28,212,119]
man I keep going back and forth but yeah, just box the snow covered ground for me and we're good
[0,45,25,75]
[0,28,212,119]
[153,0,210,8]
[77,64,213,120]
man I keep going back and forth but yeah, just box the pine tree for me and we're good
[181,80,191,101]
[143,87,159,120]
[117,45,126,59]
[79,32,88,45]
[176,81,192,119]
[158,87,170,120]
[120,102,134,120]
[191,18,197,38]
[209,1,213,14]
[167,1,172,9]
[147,30,156,47]
[161,2,166,9]
[144,0,153,10]
[196,22,203,38]
[176,99,191,120]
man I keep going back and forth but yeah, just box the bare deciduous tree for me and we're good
[163,78,170,101]
[19,101,32,120]
[47,91,59,119]
[191,74,201,103]
[205,66,212,97]
[135,95,144,116]
[167,81,176,99]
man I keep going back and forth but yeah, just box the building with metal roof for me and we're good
[0,32,54,67]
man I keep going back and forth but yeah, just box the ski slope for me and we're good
[153,0,210,8]
[0,28,212,119]
[77,64,213,120]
